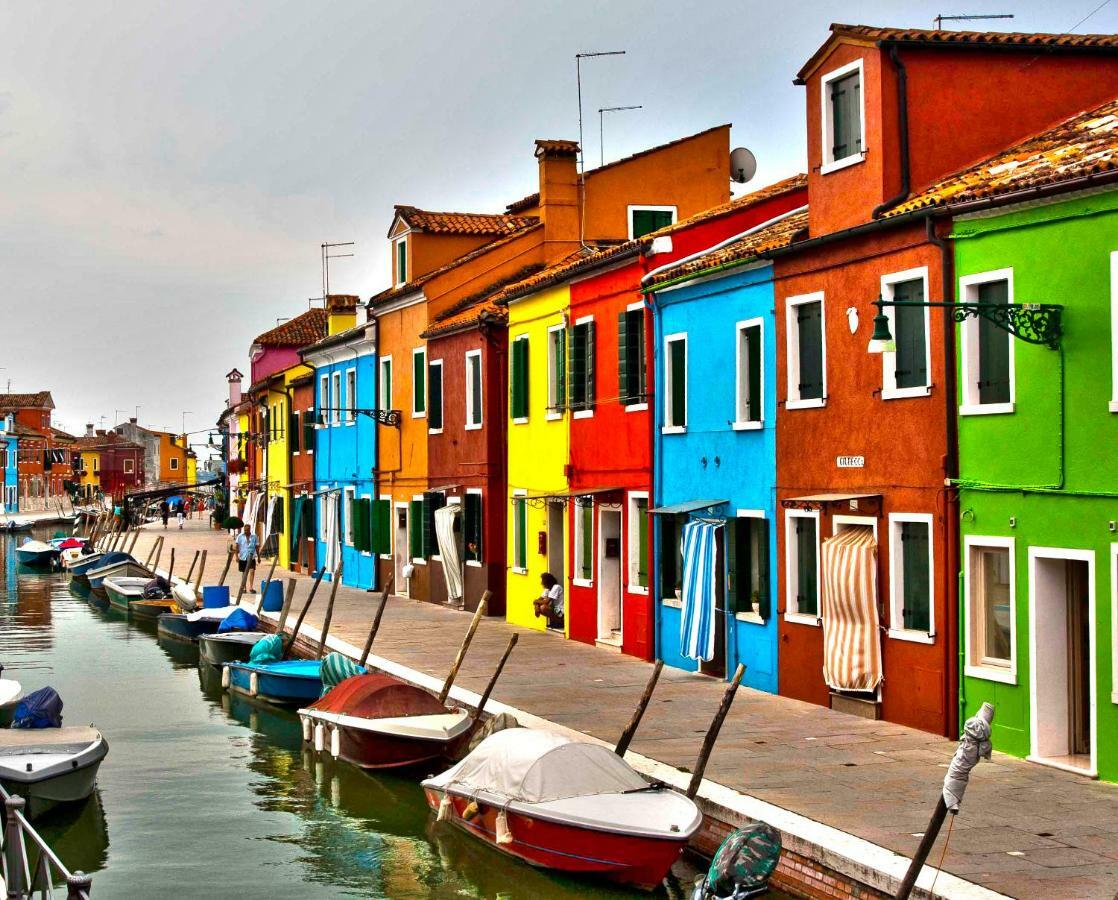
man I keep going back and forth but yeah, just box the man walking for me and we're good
[159,499,170,529]
[235,523,259,593]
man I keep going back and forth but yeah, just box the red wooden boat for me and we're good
[299,673,472,770]
[422,728,702,890]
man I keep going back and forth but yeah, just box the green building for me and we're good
[950,161,1117,782]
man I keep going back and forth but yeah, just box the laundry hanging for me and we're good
[434,504,463,601]
[323,493,341,574]
[264,496,278,551]
[820,525,882,692]
[680,519,720,662]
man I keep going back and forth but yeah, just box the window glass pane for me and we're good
[636,498,648,587]
[796,302,824,400]
[514,498,526,568]
[464,493,483,562]
[795,518,818,616]
[668,338,686,426]
[830,71,861,160]
[900,522,931,632]
[977,281,1011,404]
[892,279,927,389]
[468,355,482,426]
[579,504,593,580]
[979,547,1012,663]
[738,325,763,422]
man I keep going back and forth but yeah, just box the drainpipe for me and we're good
[872,45,911,219]
[642,265,663,662]
[927,214,961,738]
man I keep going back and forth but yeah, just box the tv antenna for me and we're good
[576,50,626,247]
[321,241,355,299]
[933,13,1014,29]
[598,105,642,167]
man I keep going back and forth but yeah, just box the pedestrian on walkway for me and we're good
[176,500,185,530]
[159,500,170,529]
[235,524,259,592]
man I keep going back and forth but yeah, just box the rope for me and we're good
[929,811,955,898]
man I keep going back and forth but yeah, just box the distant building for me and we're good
[0,414,18,513]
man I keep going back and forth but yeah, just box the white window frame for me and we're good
[465,349,483,430]
[319,375,329,426]
[819,58,866,175]
[546,324,566,422]
[379,356,393,411]
[732,509,768,624]
[733,316,765,430]
[572,315,595,421]
[662,332,687,434]
[344,369,356,424]
[784,508,821,627]
[394,236,407,286]
[573,500,593,587]
[331,372,341,425]
[785,291,827,410]
[880,267,932,400]
[343,486,355,546]
[412,347,427,419]
[511,333,530,425]
[123,459,134,474]
[959,268,1016,416]
[963,535,1017,684]
[428,359,444,435]
[169,457,180,471]
[511,490,528,574]
[624,301,649,413]
[1111,543,1118,704]
[626,491,650,595]
[465,487,484,568]
[1110,252,1118,413]
[627,205,677,240]
[887,513,936,644]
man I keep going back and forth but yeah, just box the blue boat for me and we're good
[157,607,237,643]
[223,659,324,705]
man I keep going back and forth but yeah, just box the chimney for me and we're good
[96,429,106,437]
[85,423,95,437]
[227,368,243,407]
[326,294,359,336]
[129,417,138,425]
[535,139,581,248]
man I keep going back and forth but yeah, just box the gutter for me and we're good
[871,45,910,218]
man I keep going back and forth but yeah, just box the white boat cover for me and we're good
[0,679,22,708]
[430,728,648,803]
[17,541,53,553]
[186,605,237,623]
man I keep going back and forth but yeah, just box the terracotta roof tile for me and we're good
[887,97,1118,217]
[420,266,546,339]
[253,308,328,347]
[0,391,54,412]
[395,205,538,237]
[798,23,1118,81]
[650,174,807,238]
[645,209,810,288]
[534,139,580,157]
[505,192,539,213]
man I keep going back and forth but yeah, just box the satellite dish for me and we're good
[730,147,757,184]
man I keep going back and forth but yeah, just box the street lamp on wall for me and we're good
[314,408,402,429]
[867,296,1064,353]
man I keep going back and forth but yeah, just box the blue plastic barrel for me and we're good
[259,579,284,612]
[202,585,230,609]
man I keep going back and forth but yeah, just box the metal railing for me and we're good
[0,786,92,900]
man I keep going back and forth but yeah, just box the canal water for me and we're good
[0,530,708,899]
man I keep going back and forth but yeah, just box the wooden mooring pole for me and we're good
[315,565,343,659]
[615,659,663,757]
[469,633,518,723]
[686,662,745,800]
[282,567,326,659]
[438,593,490,705]
[218,547,234,587]
[360,574,394,664]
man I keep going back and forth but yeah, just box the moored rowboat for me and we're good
[224,659,324,706]
[198,631,269,666]
[0,726,109,819]
[15,540,60,569]
[422,728,701,890]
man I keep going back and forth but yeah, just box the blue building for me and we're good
[1,414,18,514]
[302,321,379,590]
[647,212,801,694]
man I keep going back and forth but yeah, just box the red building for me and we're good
[772,24,1118,736]
[75,428,145,500]
[0,391,74,507]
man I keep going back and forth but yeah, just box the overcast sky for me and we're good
[2,1,1114,447]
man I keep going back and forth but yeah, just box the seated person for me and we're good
[532,572,564,627]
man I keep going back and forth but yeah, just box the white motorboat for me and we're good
[0,726,109,819]
[15,540,60,569]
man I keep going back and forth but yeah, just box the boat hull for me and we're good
[0,731,108,820]
[226,661,322,705]
[321,720,460,771]
[129,599,176,619]
[157,614,221,643]
[15,549,59,569]
[88,561,151,591]
[424,788,689,890]
[198,632,268,666]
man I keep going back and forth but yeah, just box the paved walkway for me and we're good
[131,521,1118,899]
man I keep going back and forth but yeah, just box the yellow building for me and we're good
[505,282,571,631]
[77,448,100,499]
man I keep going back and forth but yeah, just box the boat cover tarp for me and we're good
[681,520,720,662]
[438,728,647,803]
[12,687,63,729]
[143,576,171,599]
[319,653,367,694]
[217,608,258,634]
[435,504,463,601]
[58,538,84,550]
[311,673,446,719]
[820,525,882,692]
[248,634,284,664]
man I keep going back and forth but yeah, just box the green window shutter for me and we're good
[369,499,389,556]
[830,71,861,160]
[636,498,648,588]
[514,498,527,569]
[977,281,1011,404]
[464,493,483,563]
[469,355,482,426]
[568,325,586,409]
[413,352,426,414]
[511,339,529,420]
[428,363,443,429]
[585,322,595,408]
[290,496,305,556]
[797,302,824,400]
[634,311,647,401]
[353,498,372,552]
[631,209,674,239]
[901,522,931,632]
[725,517,740,614]
[303,498,315,549]
[756,518,771,620]
[422,491,444,557]
[796,518,818,616]
[409,500,423,558]
[746,325,762,421]
[669,339,686,427]
[580,504,593,581]
[554,328,567,411]
[617,310,630,403]
[892,279,927,389]
[303,413,315,451]
[289,411,299,451]
[397,240,407,282]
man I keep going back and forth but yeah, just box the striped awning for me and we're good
[820,525,882,693]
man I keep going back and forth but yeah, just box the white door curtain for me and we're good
[680,520,720,662]
[323,493,341,575]
[820,525,882,692]
[435,504,463,602]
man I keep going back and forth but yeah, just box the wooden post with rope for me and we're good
[615,660,664,757]
[438,593,490,705]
